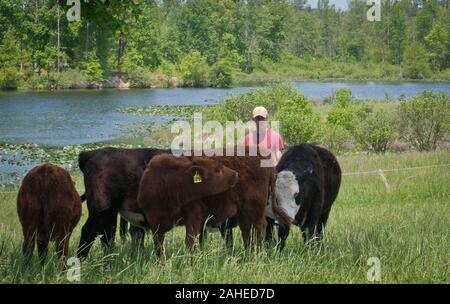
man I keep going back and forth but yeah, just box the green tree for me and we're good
[403,42,431,79]
[425,20,450,71]
[355,109,395,153]
[178,50,210,87]
[397,91,450,151]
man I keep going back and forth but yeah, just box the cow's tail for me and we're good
[78,151,92,204]
[78,151,92,174]
[269,169,292,226]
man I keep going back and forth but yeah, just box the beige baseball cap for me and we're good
[252,106,268,119]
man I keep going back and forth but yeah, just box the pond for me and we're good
[0,81,449,187]
[1,81,449,146]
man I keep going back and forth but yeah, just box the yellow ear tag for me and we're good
[193,170,202,183]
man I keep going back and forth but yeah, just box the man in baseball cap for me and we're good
[244,106,285,166]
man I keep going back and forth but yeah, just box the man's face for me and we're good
[254,116,268,131]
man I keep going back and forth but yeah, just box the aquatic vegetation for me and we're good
[119,105,211,118]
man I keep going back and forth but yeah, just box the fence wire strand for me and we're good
[1,163,449,194]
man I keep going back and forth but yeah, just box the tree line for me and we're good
[0,0,449,90]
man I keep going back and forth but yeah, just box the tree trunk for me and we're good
[57,2,61,74]
[85,21,90,61]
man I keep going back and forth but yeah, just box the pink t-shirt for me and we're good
[244,128,285,166]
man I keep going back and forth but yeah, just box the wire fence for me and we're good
[1,163,449,194]
[341,163,450,176]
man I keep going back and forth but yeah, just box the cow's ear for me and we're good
[188,165,207,183]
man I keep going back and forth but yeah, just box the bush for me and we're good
[178,51,210,87]
[127,67,154,88]
[274,91,320,145]
[397,91,450,151]
[403,42,431,79]
[53,69,88,89]
[355,109,395,153]
[320,123,353,154]
[23,74,51,90]
[202,83,320,145]
[83,53,104,85]
[0,66,21,90]
[326,89,370,132]
[209,59,234,88]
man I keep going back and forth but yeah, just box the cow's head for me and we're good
[188,156,239,198]
[138,154,239,234]
[275,166,313,222]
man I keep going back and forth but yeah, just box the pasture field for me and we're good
[0,150,449,283]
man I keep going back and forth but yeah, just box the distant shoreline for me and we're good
[2,76,450,93]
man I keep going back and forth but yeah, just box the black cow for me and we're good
[266,144,341,250]
[77,147,169,259]
[217,144,341,250]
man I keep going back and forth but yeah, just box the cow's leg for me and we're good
[22,229,36,263]
[130,225,145,252]
[199,223,207,249]
[99,210,118,253]
[152,232,165,257]
[119,217,129,241]
[237,215,252,250]
[301,202,322,243]
[77,214,100,259]
[56,234,70,260]
[219,221,233,248]
[37,233,49,266]
[278,224,290,251]
[224,225,233,248]
[184,216,202,252]
[317,209,331,240]
[265,217,275,247]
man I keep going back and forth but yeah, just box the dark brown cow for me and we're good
[76,147,168,259]
[17,163,81,264]
[137,146,291,255]
[219,144,341,250]
[267,143,342,250]
[136,153,239,255]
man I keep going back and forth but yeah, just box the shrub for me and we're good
[274,91,320,145]
[355,109,395,153]
[203,83,320,145]
[23,74,51,90]
[326,89,370,132]
[178,51,210,87]
[0,66,21,90]
[127,67,154,88]
[319,123,353,154]
[403,42,431,79]
[397,91,450,151]
[54,69,88,89]
[83,53,104,85]
[209,59,234,88]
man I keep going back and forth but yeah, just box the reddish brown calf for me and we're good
[17,163,81,264]
[137,154,239,255]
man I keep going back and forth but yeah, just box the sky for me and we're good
[307,0,349,10]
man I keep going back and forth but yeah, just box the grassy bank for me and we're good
[5,58,450,91]
[0,150,448,283]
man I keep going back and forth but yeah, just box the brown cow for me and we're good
[136,146,291,255]
[136,153,239,255]
[17,163,81,264]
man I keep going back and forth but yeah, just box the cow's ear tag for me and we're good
[193,170,202,183]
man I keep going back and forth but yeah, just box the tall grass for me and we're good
[0,150,448,283]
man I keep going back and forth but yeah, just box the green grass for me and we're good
[0,150,448,283]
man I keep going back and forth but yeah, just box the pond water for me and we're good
[1,81,449,146]
[1,81,449,186]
